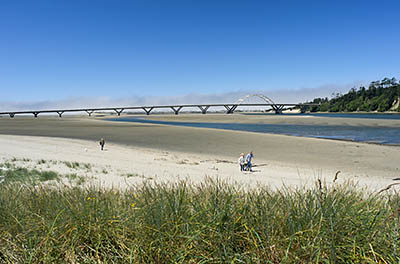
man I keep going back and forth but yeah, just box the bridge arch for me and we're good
[235,94,276,105]
[234,94,286,113]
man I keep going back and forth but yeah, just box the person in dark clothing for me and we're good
[99,138,105,151]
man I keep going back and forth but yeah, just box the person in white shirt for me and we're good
[238,153,245,171]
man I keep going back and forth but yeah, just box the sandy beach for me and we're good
[0,114,399,190]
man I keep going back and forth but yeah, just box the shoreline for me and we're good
[1,115,400,190]
[135,112,400,126]
[106,115,400,146]
[0,133,397,191]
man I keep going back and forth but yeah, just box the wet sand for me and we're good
[0,114,399,189]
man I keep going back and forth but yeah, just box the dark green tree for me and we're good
[302,77,400,113]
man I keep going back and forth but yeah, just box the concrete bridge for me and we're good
[0,103,317,118]
[0,95,318,118]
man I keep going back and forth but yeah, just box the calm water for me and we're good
[106,114,400,145]
[244,112,400,120]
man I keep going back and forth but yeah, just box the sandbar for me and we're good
[0,114,399,190]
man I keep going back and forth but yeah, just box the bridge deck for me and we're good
[0,103,319,118]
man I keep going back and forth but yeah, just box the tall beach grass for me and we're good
[0,178,399,263]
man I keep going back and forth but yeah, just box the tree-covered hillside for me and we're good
[305,77,400,112]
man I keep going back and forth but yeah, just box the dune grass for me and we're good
[0,178,399,263]
[0,163,59,184]
[0,163,86,186]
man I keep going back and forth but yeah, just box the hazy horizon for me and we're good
[1,1,399,110]
[0,81,363,112]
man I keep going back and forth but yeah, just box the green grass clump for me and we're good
[37,159,47,165]
[65,173,86,186]
[0,178,399,263]
[63,161,81,169]
[63,161,92,171]
[0,164,59,184]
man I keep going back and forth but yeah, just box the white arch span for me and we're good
[235,94,276,105]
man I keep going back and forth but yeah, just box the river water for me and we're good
[245,112,400,120]
[106,113,400,145]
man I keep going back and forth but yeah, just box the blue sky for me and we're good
[0,0,399,107]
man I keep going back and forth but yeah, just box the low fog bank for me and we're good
[0,82,357,112]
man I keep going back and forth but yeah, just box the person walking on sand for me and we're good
[99,138,105,151]
[238,153,245,171]
[245,151,254,172]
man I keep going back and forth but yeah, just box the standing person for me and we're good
[238,153,245,171]
[245,151,254,172]
[99,138,105,151]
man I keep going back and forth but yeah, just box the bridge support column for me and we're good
[9,113,15,118]
[57,111,64,117]
[114,108,124,116]
[142,107,154,115]
[170,106,183,115]
[86,110,94,117]
[272,104,285,114]
[299,106,308,114]
[198,106,210,114]
[33,112,39,118]
[224,105,238,114]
